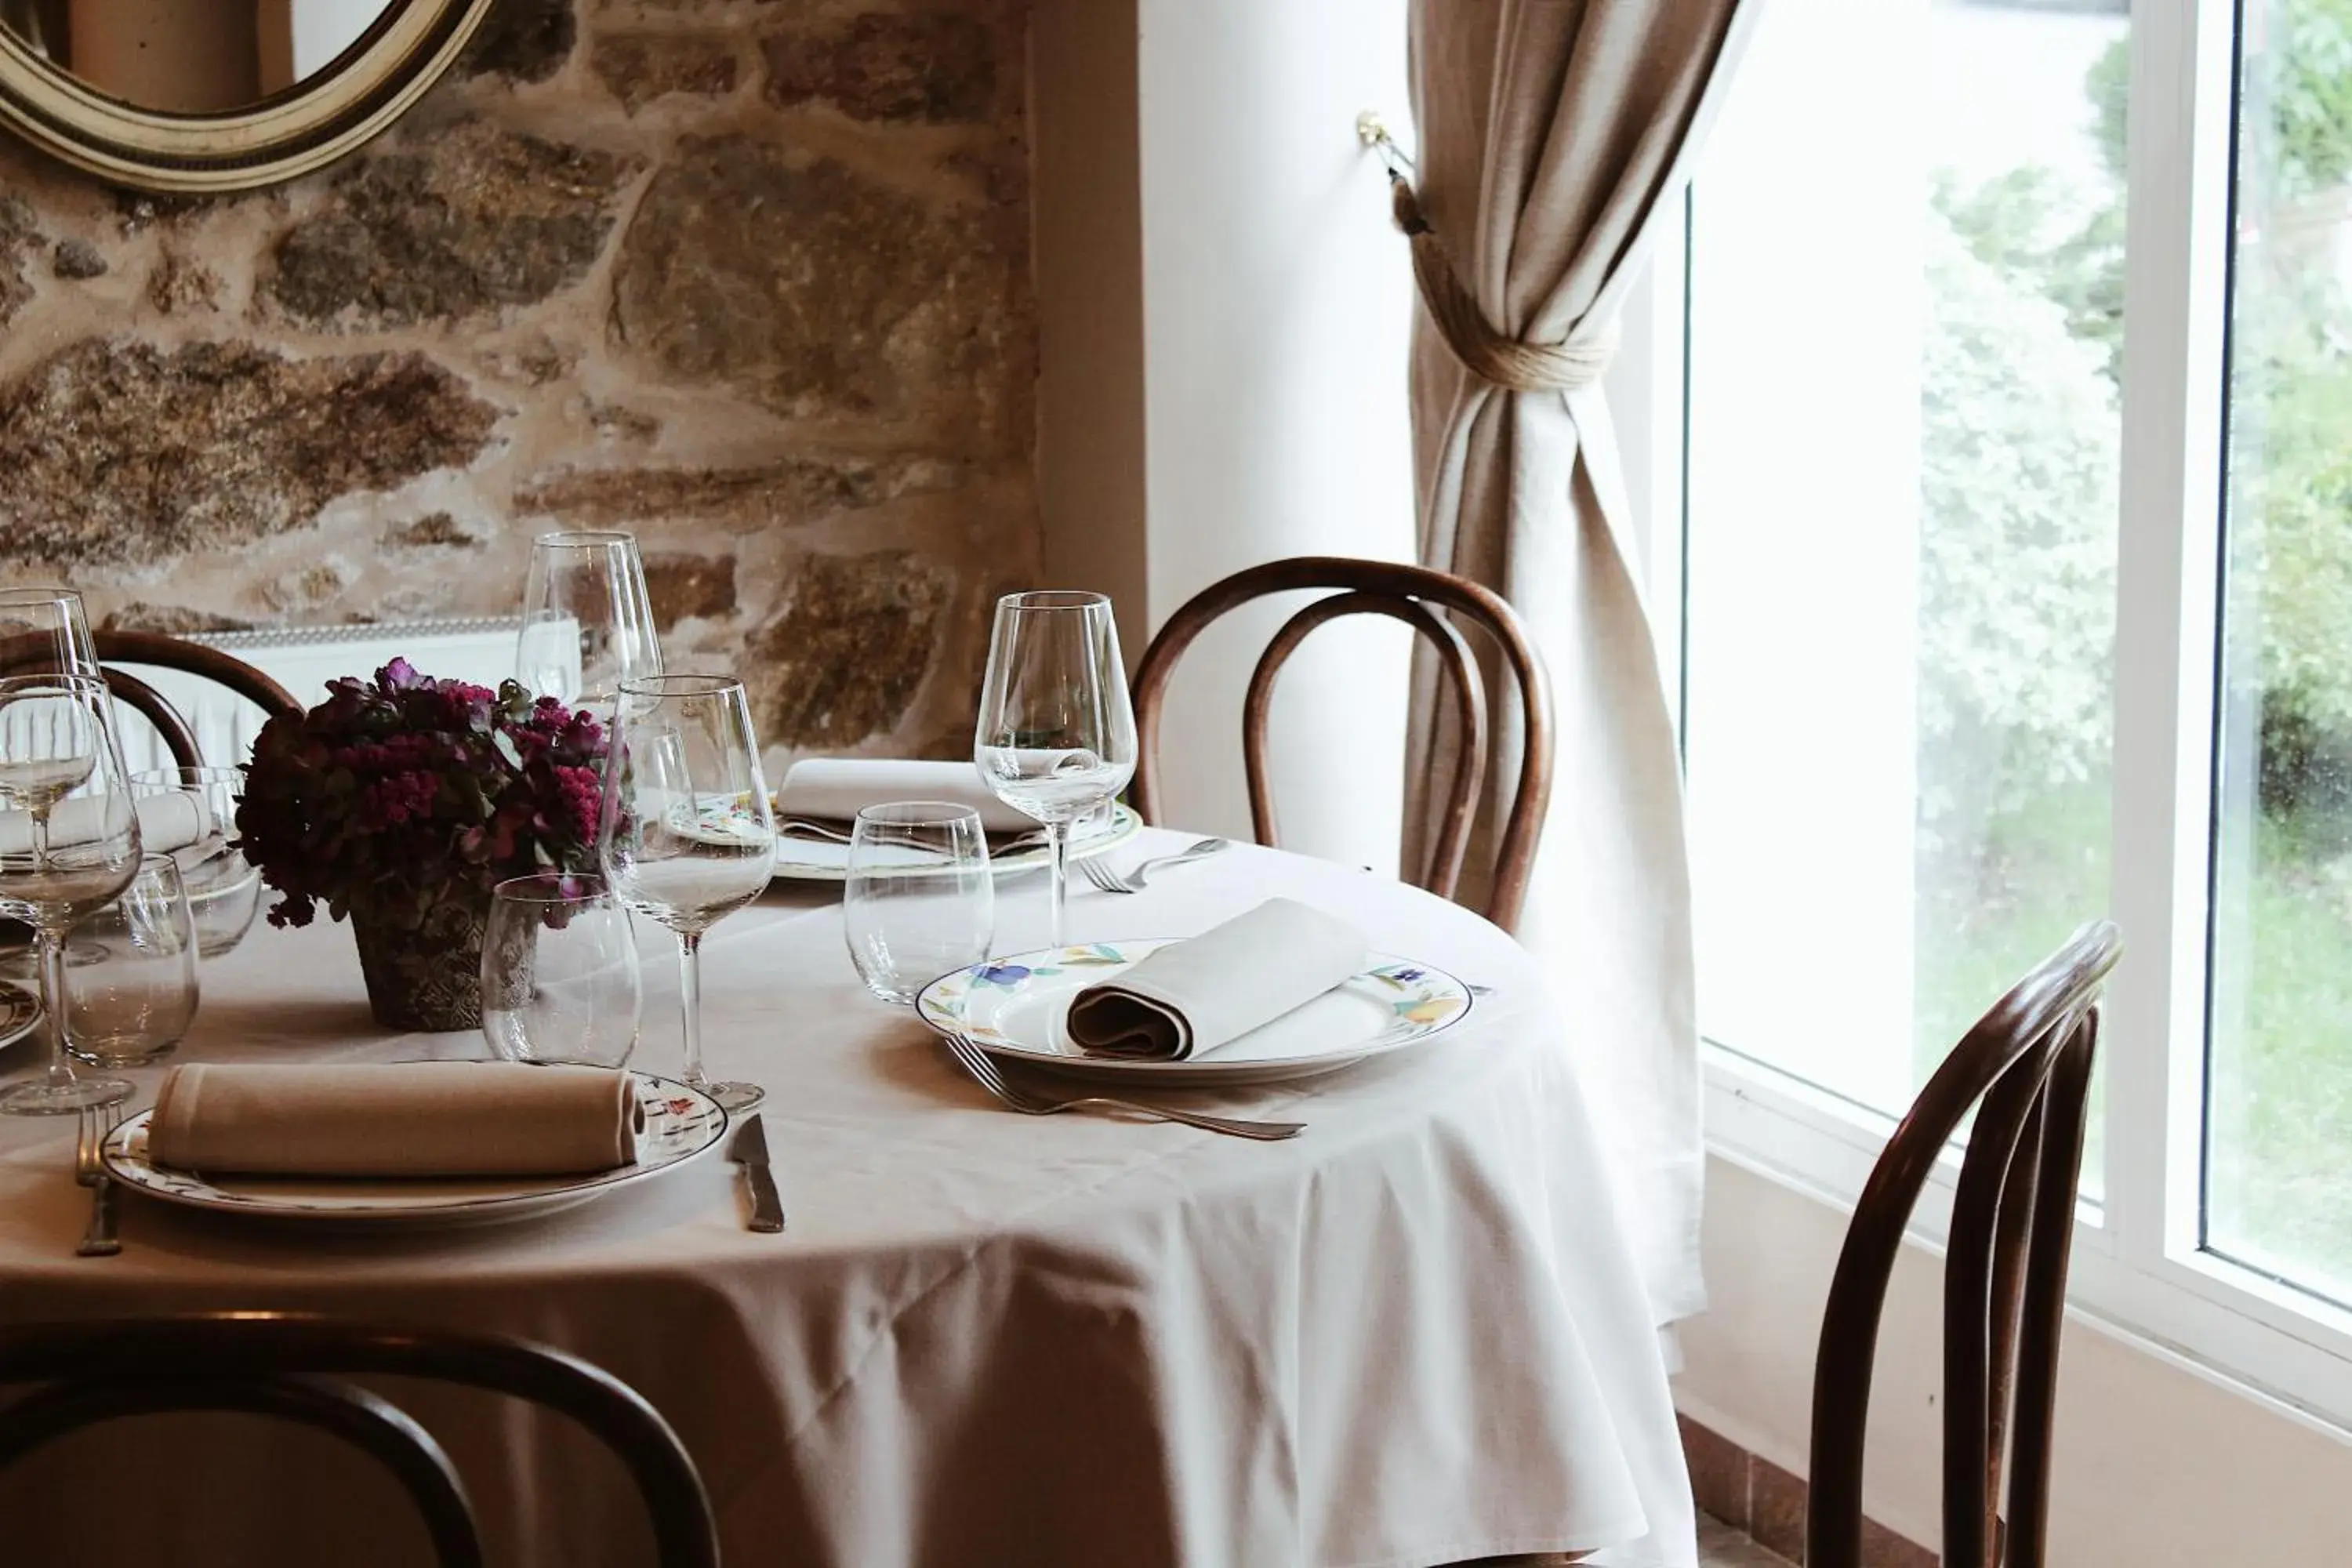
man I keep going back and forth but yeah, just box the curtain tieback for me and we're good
[1388,176,1617,394]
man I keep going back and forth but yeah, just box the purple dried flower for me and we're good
[231,662,619,935]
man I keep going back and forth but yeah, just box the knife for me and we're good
[728,1114,786,1233]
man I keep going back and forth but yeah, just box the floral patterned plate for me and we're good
[769,801,1142,883]
[0,978,37,1055]
[100,1070,728,1229]
[915,940,1475,1087]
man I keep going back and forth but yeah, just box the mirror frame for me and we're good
[0,0,493,195]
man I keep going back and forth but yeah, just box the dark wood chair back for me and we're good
[1806,920,2122,1568]
[0,1312,720,1568]
[0,629,304,720]
[1131,557,1555,931]
[0,628,302,771]
[0,665,205,771]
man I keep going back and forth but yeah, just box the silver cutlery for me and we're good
[941,1030,1303,1141]
[775,816,859,844]
[1077,837,1231,895]
[728,1113,786,1233]
[779,816,1061,854]
[74,1100,125,1258]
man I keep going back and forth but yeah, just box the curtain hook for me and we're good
[1356,110,1417,183]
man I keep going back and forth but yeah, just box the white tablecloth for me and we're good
[0,830,1694,1568]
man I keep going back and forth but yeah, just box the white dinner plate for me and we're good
[915,939,1475,1087]
[769,801,1142,883]
[0,978,37,1055]
[100,1070,728,1229]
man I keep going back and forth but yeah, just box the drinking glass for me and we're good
[974,591,1136,948]
[0,585,100,677]
[516,530,663,710]
[131,766,260,958]
[598,674,775,1112]
[0,590,97,960]
[481,873,643,1069]
[0,673,143,1113]
[63,854,198,1069]
[844,803,993,1004]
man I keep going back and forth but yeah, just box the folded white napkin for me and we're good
[776,757,1035,833]
[1065,898,1370,1061]
[146,1062,643,1178]
[0,792,211,858]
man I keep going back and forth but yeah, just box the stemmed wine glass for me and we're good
[973,591,1136,949]
[517,531,663,710]
[597,674,776,1113]
[0,673,143,1114]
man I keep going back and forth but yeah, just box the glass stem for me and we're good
[36,920,74,1091]
[677,928,706,1090]
[1046,819,1068,949]
[27,804,49,874]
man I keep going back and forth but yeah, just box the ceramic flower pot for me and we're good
[351,896,489,1033]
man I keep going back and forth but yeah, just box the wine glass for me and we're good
[844,803,994,1003]
[973,591,1136,949]
[0,673,143,1114]
[517,530,663,710]
[131,765,261,957]
[481,873,642,1069]
[597,674,775,1112]
[63,852,198,1069]
[0,586,100,677]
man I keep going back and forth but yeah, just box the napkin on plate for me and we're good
[1064,898,1370,1061]
[145,1062,644,1178]
[775,757,1036,834]
[0,791,212,858]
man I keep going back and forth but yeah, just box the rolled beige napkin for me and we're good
[1065,898,1370,1061]
[0,791,211,858]
[776,757,1035,833]
[146,1062,643,1178]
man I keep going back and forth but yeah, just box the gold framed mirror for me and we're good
[0,0,493,195]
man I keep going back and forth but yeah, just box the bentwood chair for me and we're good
[14,665,205,770]
[1131,557,1555,933]
[1807,920,2123,1568]
[0,627,302,771]
[0,628,302,722]
[0,1312,720,1568]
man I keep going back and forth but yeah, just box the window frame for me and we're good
[1635,0,2352,1433]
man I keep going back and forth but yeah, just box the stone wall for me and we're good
[0,0,1040,762]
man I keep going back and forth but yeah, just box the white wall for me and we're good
[1678,1155,2352,1563]
[1035,0,1418,873]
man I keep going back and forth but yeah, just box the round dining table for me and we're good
[0,829,1695,1568]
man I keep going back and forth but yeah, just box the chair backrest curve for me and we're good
[1130,555,1554,932]
[1806,920,2122,1568]
[0,1312,720,1568]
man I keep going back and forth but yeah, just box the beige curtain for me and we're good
[1403,0,1761,1327]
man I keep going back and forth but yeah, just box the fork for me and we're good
[74,1099,125,1258]
[781,817,1056,853]
[1077,837,1231,895]
[940,1031,1303,1141]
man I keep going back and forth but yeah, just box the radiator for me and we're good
[109,616,525,774]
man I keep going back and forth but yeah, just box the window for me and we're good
[2208,0,2352,1306]
[1685,0,2123,1152]
[1672,0,2352,1423]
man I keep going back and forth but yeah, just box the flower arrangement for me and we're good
[234,659,609,935]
